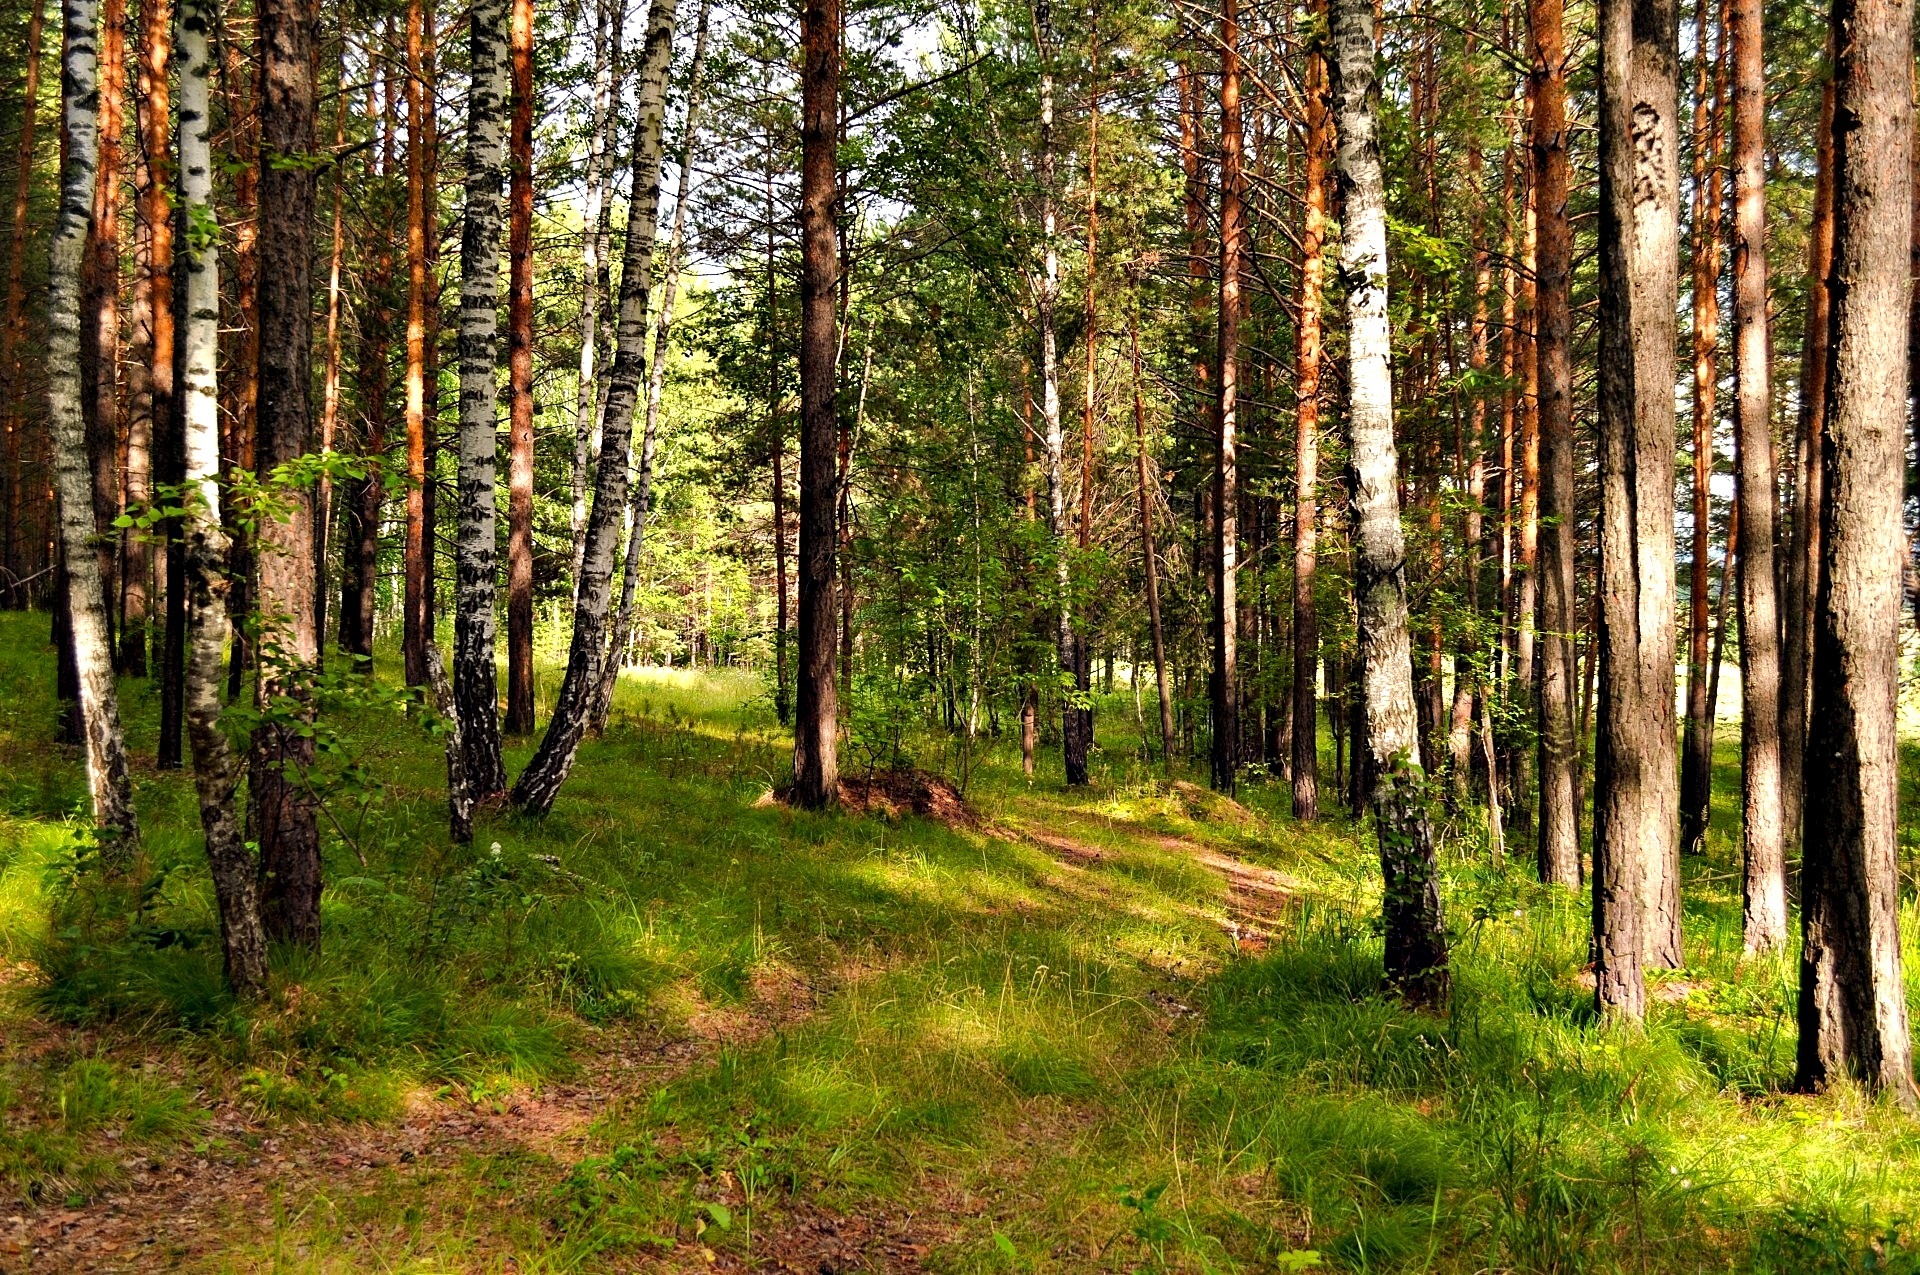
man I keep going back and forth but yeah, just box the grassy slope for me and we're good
[0,611,1918,1271]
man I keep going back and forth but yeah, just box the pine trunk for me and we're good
[0,0,45,594]
[1782,68,1835,853]
[1594,0,1682,1018]
[1530,0,1578,886]
[1211,0,1241,796]
[251,0,322,949]
[123,0,171,680]
[792,0,839,805]
[402,0,432,689]
[504,0,535,736]
[84,0,125,670]
[1290,10,1327,819]
[1130,322,1173,765]
[1330,0,1448,1008]
[1729,0,1785,953]
[1795,0,1917,1105]
[1680,0,1722,857]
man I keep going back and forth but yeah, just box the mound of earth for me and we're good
[772,768,978,827]
[1169,779,1255,826]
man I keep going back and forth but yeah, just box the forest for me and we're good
[0,0,1916,1261]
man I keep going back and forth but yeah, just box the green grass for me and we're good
[3,608,1920,1270]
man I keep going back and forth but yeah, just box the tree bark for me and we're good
[0,0,45,595]
[570,0,619,586]
[1782,66,1835,854]
[177,0,267,993]
[313,62,343,664]
[1530,0,1578,886]
[595,0,711,734]
[402,0,432,689]
[1330,0,1448,1008]
[1211,0,1241,796]
[1728,0,1785,953]
[792,0,839,805]
[51,0,140,864]
[251,0,321,949]
[1291,0,1328,821]
[504,0,535,736]
[83,0,125,669]
[1680,0,1722,858]
[1795,0,1917,1105]
[123,0,172,680]
[1594,0,1682,1019]
[454,0,510,803]
[510,0,677,816]
[1130,321,1173,765]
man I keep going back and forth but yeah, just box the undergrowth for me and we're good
[0,612,1918,1270]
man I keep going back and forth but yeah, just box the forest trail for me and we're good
[1,785,1296,1274]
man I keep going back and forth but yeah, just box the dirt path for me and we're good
[2,968,825,1273]
[5,798,1292,1273]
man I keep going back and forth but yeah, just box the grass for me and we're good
[1,608,1920,1269]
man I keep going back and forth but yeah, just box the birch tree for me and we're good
[511,0,679,816]
[454,0,511,800]
[595,0,713,736]
[1330,0,1447,1007]
[177,0,267,994]
[50,0,140,864]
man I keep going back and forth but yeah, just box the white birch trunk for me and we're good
[512,0,677,815]
[1330,0,1448,1006]
[178,0,266,994]
[51,0,139,862]
[453,0,511,799]
[593,0,710,732]
[571,0,621,587]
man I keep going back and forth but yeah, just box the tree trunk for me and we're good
[123,0,171,680]
[1593,0,1682,1018]
[1211,0,1241,796]
[1531,0,1578,886]
[1796,0,1917,1105]
[51,0,140,864]
[1680,0,1722,857]
[792,0,839,806]
[571,0,619,586]
[1291,2,1327,821]
[314,66,343,663]
[595,0,711,734]
[1782,66,1835,854]
[1130,321,1173,765]
[251,0,321,949]
[1330,0,1448,1008]
[503,0,536,736]
[0,0,45,596]
[510,0,677,816]
[454,0,510,803]
[84,0,125,670]
[157,187,186,766]
[402,0,432,689]
[177,0,267,993]
[1728,0,1784,954]
[219,22,256,702]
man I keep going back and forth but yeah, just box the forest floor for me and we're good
[1,613,1919,1272]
